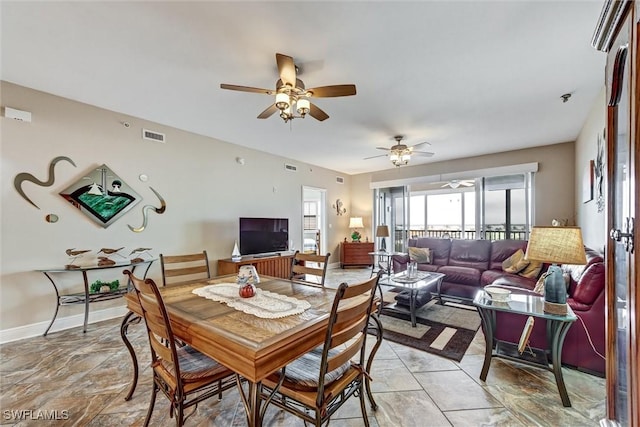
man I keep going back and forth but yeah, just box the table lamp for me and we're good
[349,217,364,242]
[376,225,390,251]
[524,226,587,315]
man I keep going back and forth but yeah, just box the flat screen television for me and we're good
[239,217,289,256]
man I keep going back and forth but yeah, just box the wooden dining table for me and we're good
[120,274,382,427]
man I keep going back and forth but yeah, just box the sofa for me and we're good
[391,237,606,375]
[392,237,541,303]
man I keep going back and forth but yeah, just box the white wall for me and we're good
[575,87,606,251]
[0,82,352,337]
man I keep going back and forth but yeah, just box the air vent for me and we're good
[336,176,344,184]
[284,163,298,172]
[142,128,166,143]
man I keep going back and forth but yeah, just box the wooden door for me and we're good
[593,1,639,425]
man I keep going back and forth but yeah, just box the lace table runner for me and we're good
[192,283,311,319]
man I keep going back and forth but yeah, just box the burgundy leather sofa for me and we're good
[392,237,539,302]
[392,238,606,375]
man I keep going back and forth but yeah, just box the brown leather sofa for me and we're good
[392,237,606,375]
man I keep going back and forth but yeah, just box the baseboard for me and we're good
[0,305,128,344]
[327,262,342,270]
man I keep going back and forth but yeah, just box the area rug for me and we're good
[378,293,481,362]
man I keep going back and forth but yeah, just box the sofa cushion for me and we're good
[502,249,529,273]
[489,239,529,270]
[408,238,451,266]
[518,260,543,279]
[408,247,431,264]
[482,271,537,290]
[562,247,604,294]
[417,263,440,272]
[571,263,605,306]
[437,265,482,287]
[447,239,491,270]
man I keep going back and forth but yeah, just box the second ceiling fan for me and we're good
[220,53,356,122]
[364,135,434,167]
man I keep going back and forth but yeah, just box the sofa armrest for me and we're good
[392,254,410,272]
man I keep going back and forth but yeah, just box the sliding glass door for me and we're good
[374,186,408,252]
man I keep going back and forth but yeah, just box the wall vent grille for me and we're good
[336,176,345,184]
[142,129,166,143]
[284,163,298,172]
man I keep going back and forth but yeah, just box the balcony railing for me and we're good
[394,228,527,247]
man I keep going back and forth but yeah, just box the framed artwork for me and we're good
[60,164,140,228]
[582,160,594,203]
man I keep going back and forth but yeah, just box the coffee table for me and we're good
[380,271,445,327]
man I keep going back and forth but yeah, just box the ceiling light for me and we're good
[296,98,310,116]
[275,93,290,110]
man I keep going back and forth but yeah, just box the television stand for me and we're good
[217,253,293,279]
[252,252,279,258]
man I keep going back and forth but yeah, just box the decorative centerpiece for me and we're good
[237,265,259,298]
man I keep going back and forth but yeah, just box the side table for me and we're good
[37,259,155,336]
[368,251,406,279]
[473,290,577,407]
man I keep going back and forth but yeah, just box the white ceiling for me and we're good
[1,1,606,175]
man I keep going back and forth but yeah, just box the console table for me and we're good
[473,290,577,407]
[37,259,155,336]
[217,253,293,279]
[341,241,374,268]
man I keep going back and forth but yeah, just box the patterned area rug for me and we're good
[379,293,481,362]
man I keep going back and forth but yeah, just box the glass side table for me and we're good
[473,290,577,407]
[368,251,406,280]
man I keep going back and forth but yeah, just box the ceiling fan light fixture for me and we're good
[275,92,290,110]
[401,151,411,162]
[296,98,310,116]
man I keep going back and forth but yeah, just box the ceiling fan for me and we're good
[220,53,356,123]
[442,180,475,189]
[364,135,434,167]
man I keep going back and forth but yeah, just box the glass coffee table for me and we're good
[380,271,445,327]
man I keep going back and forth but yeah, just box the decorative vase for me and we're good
[239,283,256,298]
[543,265,567,315]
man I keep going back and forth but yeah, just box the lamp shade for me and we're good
[376,225,390,237]
[349,217,364,229]
[525,226,587,265]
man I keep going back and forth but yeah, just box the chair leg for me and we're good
[175,404,184,427]
[143,383,158,427]
[359,383,370,427]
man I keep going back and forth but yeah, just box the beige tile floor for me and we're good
[0,268,606,426]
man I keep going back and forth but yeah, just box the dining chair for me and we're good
[259,273,380,426]
[289,250,331,287]
[160,250,210,286]
[123,270,236,427]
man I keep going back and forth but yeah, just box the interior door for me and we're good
[374,186,409,252]
[597,2,638,425]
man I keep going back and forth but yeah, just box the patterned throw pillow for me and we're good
[408,247,431,264]
[502,249,530,273]
[519,260,543,279]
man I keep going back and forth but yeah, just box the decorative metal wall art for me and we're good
[60,164,140,228]
[14,156,76,209]
[595,129,605,213]
[332,199,346,215]
[128,187,166,232]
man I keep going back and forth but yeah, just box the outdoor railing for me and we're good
[397,229,527,245]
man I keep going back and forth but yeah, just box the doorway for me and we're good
[302,187,326,255]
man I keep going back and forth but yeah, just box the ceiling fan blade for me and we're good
[307,84,357,98]
[276,53,296,88]
[461,181,475,187]
[308,102,329,121]
[364,154,388,160]
[412,151,435,157]
[257,104,278,119]
[220,84,273,95]
[376,147,391,151]
[410,141,431,148]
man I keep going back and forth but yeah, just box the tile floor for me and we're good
[0,268,606,426]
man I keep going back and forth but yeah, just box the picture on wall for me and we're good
[60,164,140,228]
[582,159,595,204]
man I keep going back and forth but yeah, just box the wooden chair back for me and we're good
[289,250,330,286]
[123,270,182,388]
[160,250,210,286]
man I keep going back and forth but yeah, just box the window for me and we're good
[303,201,318,230]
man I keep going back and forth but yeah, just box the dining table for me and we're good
[120,274,382,427]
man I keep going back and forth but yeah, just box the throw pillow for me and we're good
[519,260,543,279]
[408,247,431,264]
[502,249,529,274]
